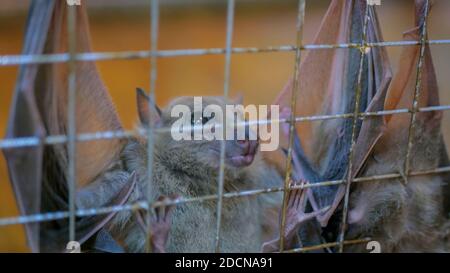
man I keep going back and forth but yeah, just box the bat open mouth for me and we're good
[228,140,259,167]
[229,154,255,167]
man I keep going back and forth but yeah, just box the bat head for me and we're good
[136,88,259,170]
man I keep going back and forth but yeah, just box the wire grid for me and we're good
[0,0,449,253]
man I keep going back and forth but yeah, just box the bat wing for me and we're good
[384,0,440,124]
[372,0,444,199]
[2,0,54,253]
[275,0,354,157]
[275,0,391,212]
[41,1,124,189]
[3,1,125,252]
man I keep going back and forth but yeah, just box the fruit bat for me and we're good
[3,0,127,252]
[275,0,450,252]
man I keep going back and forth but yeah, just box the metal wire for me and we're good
[67,3,77,245]
[2,40,450,66]
[144,0,160,253]
[279,0,305,252]
[0,0,449,254]
[337,2,371,253]
[1,105,450,150]
[215,0,235,253]
[284,238,372,253]
[404,0,430,178]
[2,164,449,227]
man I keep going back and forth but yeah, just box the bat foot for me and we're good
[262,179,330,252]
[135,195,179,253]
[149,195,179,253]
[285,180,330,234]
[263,180,330,252]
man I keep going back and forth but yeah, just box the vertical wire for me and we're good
[67,4,77,244]
[214,0,235,253]
[279,0,305,251]
[404,0,430,177]
[145,0,159,253]
[337,2,371,253]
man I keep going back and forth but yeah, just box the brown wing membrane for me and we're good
[3,0,125,252]
[275,0,353,156]
[41,0,124,189]
[2,1,55,253]
[376,0,443,178]
[380,0,441,160]
[275,0,391,222]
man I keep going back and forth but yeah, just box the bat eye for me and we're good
[202,112,215,124]
[191,113,202,126]
[191,112,215,125]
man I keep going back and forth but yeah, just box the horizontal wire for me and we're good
[1,104,449,149]
[1,39,450,66]
[283,238,372,253]
[1,165,449,227]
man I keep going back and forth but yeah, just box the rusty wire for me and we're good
[1,105,450,150]
[338,3,371,253]
[0,0,449,253]
[279,0,305,252]
[284,238,372,253]
[1,164,449,227]
[2,40,450,66]
[404,0,430,178]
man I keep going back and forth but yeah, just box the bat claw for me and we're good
[134,194,179,253]
[262,179,331,252]
[283,180,329,239]
[286,180,331,228]
[149,195,179,253]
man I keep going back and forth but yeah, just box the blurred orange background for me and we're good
[0,0,449,252]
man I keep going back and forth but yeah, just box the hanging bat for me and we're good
[3,0,133,252]
[275,0,449,252]
[344,0,449,252]
[274,0,392,250]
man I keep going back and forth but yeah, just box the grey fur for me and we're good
[345,117,448,252]
[77,96,283,252]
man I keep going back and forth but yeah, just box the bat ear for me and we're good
[136,87,162,126]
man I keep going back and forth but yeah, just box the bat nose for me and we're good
[235,121,258,154]
[237,139,258,155]
[237,139,250,150]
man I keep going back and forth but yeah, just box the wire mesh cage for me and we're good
[0,0,449,253]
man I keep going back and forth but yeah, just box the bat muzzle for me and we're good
[228,139,259,167]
